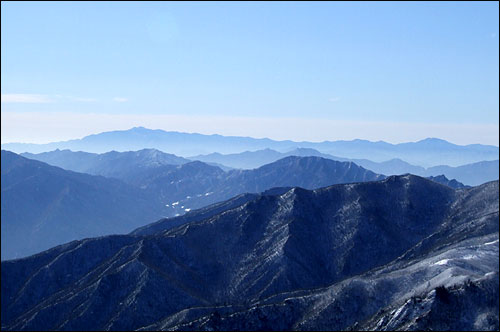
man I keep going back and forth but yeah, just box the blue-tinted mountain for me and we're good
[3,127,498,166]
[128,156,384,216]
[20,150,385,216]
[21,148,189,180]
[3,151,385,258]
[426,175,468,189]
[1,176,497,331]
[190,148,498,186]
[191,148,294,169]
[0,150,169,260]
[425,160,499,186]
[190,148,424,172]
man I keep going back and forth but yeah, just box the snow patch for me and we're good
[185,208,191,212]
[172,202,179,206]
[434,259,450,266]
[484,239,499,246]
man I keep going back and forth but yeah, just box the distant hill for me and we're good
[426,175,468,189]
[2,175,497,331]
[21,148,190,180]
[425,160,500,186]
[98,155,385,216]
[191,147,335,169]
[20,149,470,208]
[3,127,498,167]
[3,151,384,259]
[190,147,498,186]
[0,150,168,260]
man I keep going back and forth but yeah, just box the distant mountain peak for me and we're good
[416,137,453,145]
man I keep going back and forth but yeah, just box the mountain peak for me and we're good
[416,137,452,145]
[130,126,148,131]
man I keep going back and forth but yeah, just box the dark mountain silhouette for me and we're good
[1,176,497,330]
[3,127,498,166]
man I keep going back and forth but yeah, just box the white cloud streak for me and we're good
[1,94,54,103]
[113,97,128,102]
[1,94,99,103]
[1,112,498,147]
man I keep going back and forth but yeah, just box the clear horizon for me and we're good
[1,2,499,145]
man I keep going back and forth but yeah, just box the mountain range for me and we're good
[0,150,170,260]
[2,151,384,260]
[17,150,385,215]
[21,148,190,178]
[2,175,497,330]
[22,147,491,187]
[3,148,471,261]
[3,127,498,167]
[191,147,499,186]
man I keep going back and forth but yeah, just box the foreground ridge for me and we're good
[1,175,498,331]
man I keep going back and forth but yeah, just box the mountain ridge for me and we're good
[3,127,498,167]
[2,151,384,260]
[1,175,497,330]
[190,147,498,186]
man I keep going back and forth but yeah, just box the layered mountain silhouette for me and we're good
[0,150,169,260]
[191,147,499,186]
[425,160,499,187]
[19,150,385,217]
[2,151,385,260]
[426,175,468,189]
[21,148,189,179]
[2,175,497,331]
[23,148,474,191]
[3,127,498,166]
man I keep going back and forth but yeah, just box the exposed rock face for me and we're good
[1,175,498,331]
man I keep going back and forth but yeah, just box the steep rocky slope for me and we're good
[2,176,497,330]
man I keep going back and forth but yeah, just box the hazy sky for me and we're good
[1,1,499,145]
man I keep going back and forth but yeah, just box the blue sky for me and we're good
[1,1,499,145]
